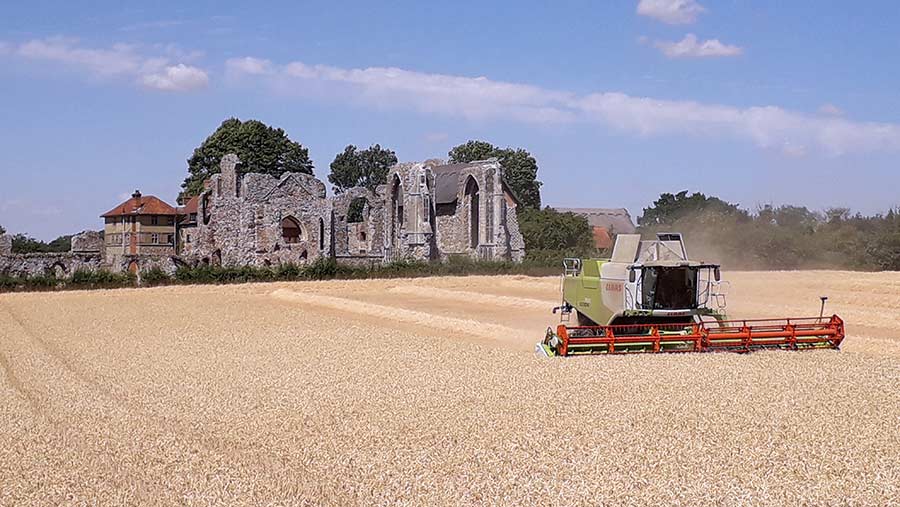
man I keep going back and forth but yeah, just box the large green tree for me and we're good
[448,140,542,209]
[638,190,744,226]
[181,118,314,199]
[517,207,594,253]
[328,144,398,193]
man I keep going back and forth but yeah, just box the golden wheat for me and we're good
[0,271,898,506]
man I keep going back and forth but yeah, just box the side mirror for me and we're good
[629,269,636,283]
[714,267,721,282]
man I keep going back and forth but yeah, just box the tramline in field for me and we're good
[537,233,845,357]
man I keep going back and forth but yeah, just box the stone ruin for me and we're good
[182,154,525,267]
[0,231,106,280]
[0,234,10,256]
[0,153,526,281]
[70,230,104,253]
[182,154,332,267]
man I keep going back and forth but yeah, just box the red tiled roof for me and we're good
[176,195,199,215]
[102,194,177,217]
[177,195,200,225]
[592,226,614,250]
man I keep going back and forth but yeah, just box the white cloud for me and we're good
[140,63,208,91]
[227,57,900,156]
[653,34,743,58]
[225,56,273,76]
[818,103,843,116]
[7,37,208,92]
[227,58,577,123]
[637,0,705,24]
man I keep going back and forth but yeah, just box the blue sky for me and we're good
[2,0,900,239]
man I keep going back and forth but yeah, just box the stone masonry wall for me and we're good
[186,155,332,267]
[0,253,104,279]
[0,234,10,256]
[103,153,528,272]
[383,158,523,263]
[332,187,385,261]
[70,230,103,253]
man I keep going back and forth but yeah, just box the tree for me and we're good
[448,140,542,209]
[638,191,744,226]
[11,234,71,253]
[517,207,594,255]
[181,118,314,199]
[328,144,397,193]
[0,224,5,235]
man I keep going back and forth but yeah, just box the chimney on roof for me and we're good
[132,190,142,200]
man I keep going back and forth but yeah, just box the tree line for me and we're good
[637,191,900,270]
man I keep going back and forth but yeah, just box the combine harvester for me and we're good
[537,233,845,357]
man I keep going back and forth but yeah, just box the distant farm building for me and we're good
[556,208,636,250]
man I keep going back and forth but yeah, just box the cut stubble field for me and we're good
[1,271,899,506]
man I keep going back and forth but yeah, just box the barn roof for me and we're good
[555,208,637,234]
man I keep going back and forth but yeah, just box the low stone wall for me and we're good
[0,253,104,279]
[116,255,185,277]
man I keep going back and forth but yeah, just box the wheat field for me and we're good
[1,271,899,506]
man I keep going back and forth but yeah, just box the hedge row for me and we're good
[0,256,567,293]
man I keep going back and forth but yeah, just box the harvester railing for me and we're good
[555,315,844,356]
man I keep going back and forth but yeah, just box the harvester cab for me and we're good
[537,233,845,357]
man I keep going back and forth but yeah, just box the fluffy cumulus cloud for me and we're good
[653,34,743,58]
[225,56,273,76]
[637,0,705,24]
[140,63,209,91]
[5,37,208,92]
[226,57,900,156]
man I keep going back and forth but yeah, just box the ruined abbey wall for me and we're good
[383,159,525,263]
[184,154,332,267]
[0,154,526,282]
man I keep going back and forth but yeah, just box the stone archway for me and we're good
[281,216,304,244]
[50,261,68,280]
[465,176,480,249]
[389,175,403,253]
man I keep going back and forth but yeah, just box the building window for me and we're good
[347,197,368,223]
[151,216,159,225]
[281,216,304,243]
[167,216,175,226]
[151,233,159,244]
[186,234,192,243]
[166,234,174,245]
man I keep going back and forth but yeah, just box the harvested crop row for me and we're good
[387,285,552,309]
